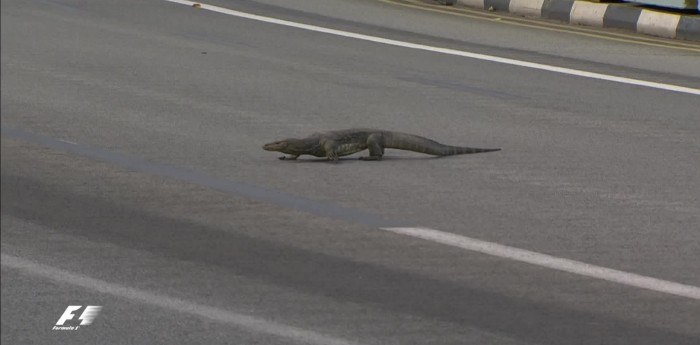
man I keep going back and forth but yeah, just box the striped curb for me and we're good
[453,0,700,41]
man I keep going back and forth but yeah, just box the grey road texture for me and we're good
[2,0,699,344]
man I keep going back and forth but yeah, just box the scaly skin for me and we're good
[263,129,500,162]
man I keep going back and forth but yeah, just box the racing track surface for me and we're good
[2,0,699,344]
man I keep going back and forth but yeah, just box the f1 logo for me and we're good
[56,306,102,326]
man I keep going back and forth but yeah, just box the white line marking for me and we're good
[381,227,700,300]
[1,253,361,345]
[165,0,700,96]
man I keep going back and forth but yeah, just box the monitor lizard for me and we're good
[263,128,500,162]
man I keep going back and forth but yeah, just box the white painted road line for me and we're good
[1,253,362,345]
[165,0,700,96]
[381,227,700,300]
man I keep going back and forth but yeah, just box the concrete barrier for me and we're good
[452,0,700,41]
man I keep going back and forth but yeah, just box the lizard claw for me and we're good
[326,152,339,162]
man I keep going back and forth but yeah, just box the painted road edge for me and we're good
[167,0,700,96]
[453,0,700,41]
[1,254,362,345]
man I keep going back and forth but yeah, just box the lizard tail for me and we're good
[383,131,500,156]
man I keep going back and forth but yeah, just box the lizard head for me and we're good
[263,139,307,155]
[263,140,289,152]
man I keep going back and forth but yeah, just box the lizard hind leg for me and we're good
[360,133,384,161]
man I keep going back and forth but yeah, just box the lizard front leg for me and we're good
[326,150,339,162]
[322,140,340,163]
[279,155,299,160]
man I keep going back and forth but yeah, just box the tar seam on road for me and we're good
[0,126,400,229]
[0,254,363,345]
[164,0,700,96]
[3,125,700,300]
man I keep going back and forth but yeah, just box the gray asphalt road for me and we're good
[2,0,699,344]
